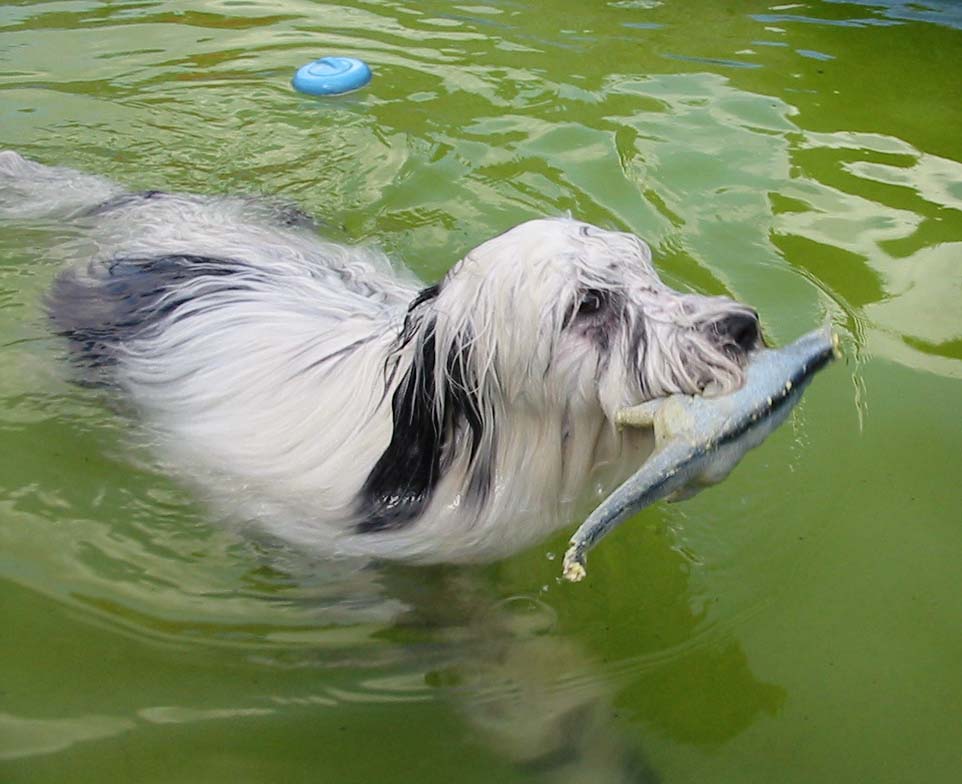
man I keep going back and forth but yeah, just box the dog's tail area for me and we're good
[0,150,124,220]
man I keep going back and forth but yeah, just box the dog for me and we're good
[1,151,762,564]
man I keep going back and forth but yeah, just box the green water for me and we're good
[2,1,961,781]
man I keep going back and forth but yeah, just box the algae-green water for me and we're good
[2,2,961,782]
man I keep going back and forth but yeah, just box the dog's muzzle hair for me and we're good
[1,151,763,564]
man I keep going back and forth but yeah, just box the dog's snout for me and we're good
[717,312,760,352]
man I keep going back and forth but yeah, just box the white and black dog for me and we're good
[1,151,762,564]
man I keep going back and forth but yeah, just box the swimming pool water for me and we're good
[2,2,961,782]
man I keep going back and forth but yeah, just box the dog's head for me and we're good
[358,218,762,536]
[433,218,761,414]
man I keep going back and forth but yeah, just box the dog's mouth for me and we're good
[568,327,839,582]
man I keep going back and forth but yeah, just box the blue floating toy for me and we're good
[292,57,372,96]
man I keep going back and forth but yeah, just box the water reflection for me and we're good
[250,537,786,779]
[777,131,962,378]
[3,0,961,781]
[252,550,782,781]
[3,520,786,782]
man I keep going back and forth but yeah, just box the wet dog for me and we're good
[1,151,762,563]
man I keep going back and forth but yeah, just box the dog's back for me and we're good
[3,151,428,554]
[0,151,417,381]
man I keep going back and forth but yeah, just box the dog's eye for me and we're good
[578,289,605,316]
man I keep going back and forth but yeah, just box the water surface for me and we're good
[2,1,961,782]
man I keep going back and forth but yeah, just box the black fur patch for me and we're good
[48,253,249,375]
[626,314,649,397]
[356,286,492,534]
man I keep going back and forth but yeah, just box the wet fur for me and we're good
[1,150,762,564]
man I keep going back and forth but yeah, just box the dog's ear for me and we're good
[357,322,445,533]
[357,289,490,534]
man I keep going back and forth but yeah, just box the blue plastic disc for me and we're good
[292,57,372,96]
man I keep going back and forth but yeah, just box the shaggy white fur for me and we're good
[1,151,762,563]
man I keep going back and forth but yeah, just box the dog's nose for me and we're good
[717,312,760,352]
